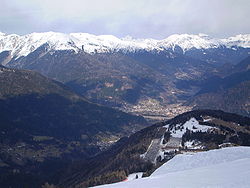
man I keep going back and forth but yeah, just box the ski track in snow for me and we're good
[143,138,162,164]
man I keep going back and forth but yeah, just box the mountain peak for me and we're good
[0,32,250,58]
[0,32,6,36]
[223,34,250,48]
[160,33,223,51]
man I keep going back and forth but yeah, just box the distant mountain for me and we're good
[0,66,147,188]
[1,46,204,120]
[0,33,249,74]
[0,32,249,58]
[189,80,250,117]
[57,110,250,188]
[188,56,250,117]
[1,32,250,120]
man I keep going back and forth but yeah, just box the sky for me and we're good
[1,0,250,39]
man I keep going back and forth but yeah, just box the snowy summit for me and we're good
[0,32,250,58]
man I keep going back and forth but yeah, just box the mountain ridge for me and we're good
[187,56,250,117]
[0,32,250,58]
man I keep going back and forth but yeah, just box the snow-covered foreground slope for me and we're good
[93,147,250,188]
[0,32,250,58]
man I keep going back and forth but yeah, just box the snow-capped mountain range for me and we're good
[0,32,250,58]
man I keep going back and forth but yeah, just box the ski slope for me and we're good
[93,147,250,188]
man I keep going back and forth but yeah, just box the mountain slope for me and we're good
[188,56,250,117]
[0,66,147,188]
[0,65,146,138]
[189,80,250,117]
[94,147,250,188]
[57,110,250,188]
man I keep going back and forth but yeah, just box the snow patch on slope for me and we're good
[126,172,143,181]
[184,140,203,149]
[169,117,214,138]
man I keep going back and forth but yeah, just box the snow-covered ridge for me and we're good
[0,32,250,58]
[159,33,225,52]
[222,34,250,48]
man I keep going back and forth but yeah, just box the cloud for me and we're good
[1,0,249,38]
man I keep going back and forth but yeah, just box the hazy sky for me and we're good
[1,0,249,38]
